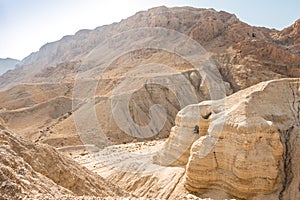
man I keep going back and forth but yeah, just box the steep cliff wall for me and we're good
[156,78,300,199]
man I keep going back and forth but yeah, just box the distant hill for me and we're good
[0,58,20,75]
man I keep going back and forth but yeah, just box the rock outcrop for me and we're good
[0,43,227,146]
[156,78,300,199]
[0,6,299,200]
[272,19,300,54]
[0,127,126,199]
[0,6,299,91]
[0,6,299,150]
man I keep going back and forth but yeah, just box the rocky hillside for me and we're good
[0,126,127,199]
[0,6,299,149]
[0,6,299,200]
[155,78,300,199]
[0,6,299,90]
[0,58,19,75]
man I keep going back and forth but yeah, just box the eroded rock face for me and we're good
[156,78,300,199]
[0,127,126,199]
[153,102,210,166]
[0,6,299,148]
[1,6,299,92]
[278,126,300,200]
[0,46,227,146]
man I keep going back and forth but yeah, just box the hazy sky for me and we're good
[1,0,299,60]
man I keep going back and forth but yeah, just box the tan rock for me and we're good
[156,78,300,199]
[0,127,127,199]
[1,6,299,93]
[0,6,299,149]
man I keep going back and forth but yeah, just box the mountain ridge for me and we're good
[0,58,20,75]
[0,6,299,91]
[0,6,299,199]
[0,6,299,148]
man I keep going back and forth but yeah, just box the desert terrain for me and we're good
[0,6,299,200]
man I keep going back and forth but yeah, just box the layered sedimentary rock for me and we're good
[0,6,299,148]
[0,127,126,199]
[153,103,209,166]
[0,46,228,146]
[156,78,300,199]
[1,6,299,91]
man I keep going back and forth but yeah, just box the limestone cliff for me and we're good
[156,78,300,199]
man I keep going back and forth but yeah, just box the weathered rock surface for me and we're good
[0,47,226,146]
[272,19,300,54]
[0,6,299,148]
[0,127,126,199]
[0,6,299,91]
[75,139,189,199]
[0,82,83,148]
[156,78,300,199]
[0,6,299,200]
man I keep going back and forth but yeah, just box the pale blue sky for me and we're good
[1,0,299,60]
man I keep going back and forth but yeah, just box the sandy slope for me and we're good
[0,127,127,199]
[72,139,189,199]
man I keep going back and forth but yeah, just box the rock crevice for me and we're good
[279,126,294,199]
